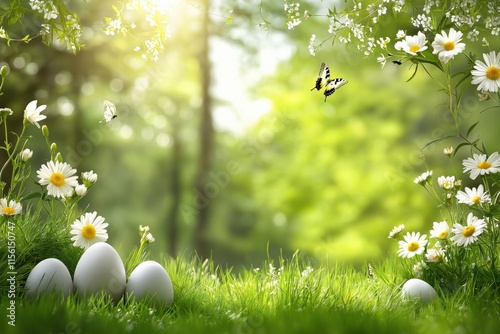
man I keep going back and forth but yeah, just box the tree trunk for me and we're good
[167,124,181,256]
[194,0,213,259]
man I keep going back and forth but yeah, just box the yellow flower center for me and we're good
[443,181,453,189]
[407,241,419,252]
[438,231,448,239]
[486,66,500,80]
[81,225,96,240]
[2,207,15,215]
[444,41,455,51]
[50,172,66,187]
[409,45,420,53]
[477,161,492,170]
[471,196,481,204]
[462,225,475,237]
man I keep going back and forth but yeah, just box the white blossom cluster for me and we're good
[316,0,500,56]
[104,0,175,62]
[284,1,302,30]
[29,0,58,20]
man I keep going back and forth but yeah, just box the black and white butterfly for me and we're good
[311,62,348,102]
[99,100,117,123]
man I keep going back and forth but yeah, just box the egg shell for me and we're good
[73,242,126,302]
[126,260,174,307]
[25,258,73,300]
[402,278,438,303]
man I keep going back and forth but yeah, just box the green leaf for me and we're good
[21,192,43,202]
[406,63,419,82]
[466,121,480,137]
[421,135,456,151]
[453,141,478,156]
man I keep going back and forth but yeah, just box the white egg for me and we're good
[73,242,126,302]
[25,258,73,300]
[402,278,438,303]
[126,260,174,307]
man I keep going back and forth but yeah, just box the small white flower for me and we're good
[429,221,450,239]
[462,152,500,180]
[398,232,428,258]
[24,100,47,128]
[396,30,406,39]
[437,175,455,189]
[413,260,427,278]
[75,184,88,197]
[388,224,405,239]
[70,211,109,250]
[377,54,387,68]
[425,248,442,263]
[451,213,487,247]
[443,147,453,156]
[414,171,432,185]
[394,31,428,55]
[20,149,33,162]
[456,184,491,205]
[0,198,22,216]
[82,170,98,184]
[471,51,500,93]
[431,28,466,63]
[0,107,13,117]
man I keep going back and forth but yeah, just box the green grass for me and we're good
[2,252,500,334]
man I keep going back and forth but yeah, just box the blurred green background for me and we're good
[2,0,499,269]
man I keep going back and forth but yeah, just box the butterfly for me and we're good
[99,100,117,123]
[311,62,348,102]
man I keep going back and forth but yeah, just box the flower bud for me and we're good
[1,65,8,77]
[0,108,13,118]
[75,184,87,197]
[443,147,453,157]
[20,149,33,162]
[50,142,57,153]
[42,125,49,138]
[55,152,63,162]
[82,170,98,184]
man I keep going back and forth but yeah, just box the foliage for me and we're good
[2,253,500,333]
[0,0,83,51]
[278,0,500,290]
[0,69,154,296]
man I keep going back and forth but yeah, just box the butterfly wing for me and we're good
[311,62,330,91]
[323,78,348,101]
[100,100,117,123]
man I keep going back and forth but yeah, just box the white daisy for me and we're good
[394,31,428,55]
[456,184,491,205]
[414,171,432,185]
[462,152,500,180]
[471,51,500,93]
[437,175,455,189]
[23,100,47,128]
[425,248,443,263]
[429,221,450,239]
[70,211,109,250]
[388,224,405,239]
[0,198,22,216]
[450,213,487,247]
[397,232,428,258]
[431,28,466,63]
[37,160,79,198]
